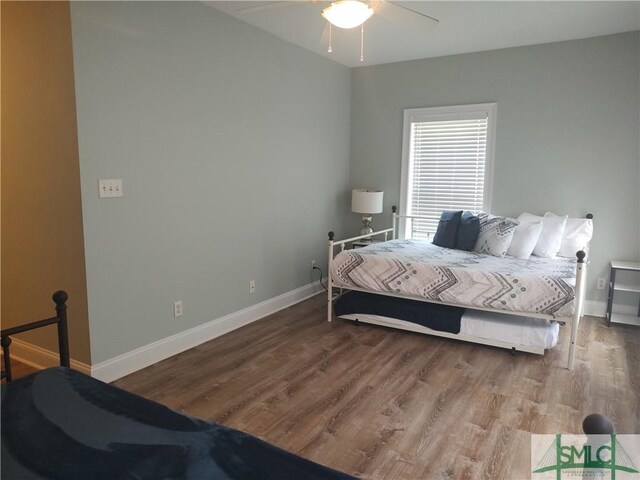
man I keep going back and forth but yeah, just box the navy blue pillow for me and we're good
[432,210,463,248]
[456,211,480,251]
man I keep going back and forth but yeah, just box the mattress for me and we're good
[460,310,559,350]
[333,291,559,350]
[338,310,559,351]
[331,239,577,318]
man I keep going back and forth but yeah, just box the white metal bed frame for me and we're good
[327,207,589,370]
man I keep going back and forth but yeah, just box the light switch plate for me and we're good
[99,179,123,198]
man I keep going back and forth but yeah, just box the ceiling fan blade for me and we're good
[376,1,439,27]
[235,2,302,14]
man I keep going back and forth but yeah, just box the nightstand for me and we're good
[606,260,640,327]
[351,239,383,249]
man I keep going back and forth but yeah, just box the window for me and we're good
[399,103,496,239]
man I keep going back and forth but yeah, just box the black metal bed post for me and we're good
[1,336,12,382]
[0,291,71,382]
[53,290,70,368]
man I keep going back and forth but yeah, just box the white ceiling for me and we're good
[207,1,640,67]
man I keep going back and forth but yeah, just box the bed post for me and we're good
[53,290,70,368]
[392,205,398,239]
[577,214,594,319]
[1,336,12,382]
[568,250,587,370]
[327,231,334,322]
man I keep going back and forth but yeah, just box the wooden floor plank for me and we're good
[1,359,37,382]
[113,294,640,479]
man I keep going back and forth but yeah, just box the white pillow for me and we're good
[473,213,519,257]
[545,212,593,258]
[507,221,543,259]
[517,212,567,258]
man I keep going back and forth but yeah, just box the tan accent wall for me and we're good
[1,1,91,364]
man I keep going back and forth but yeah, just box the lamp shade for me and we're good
[352,189,383,214]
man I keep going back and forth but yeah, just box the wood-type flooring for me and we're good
[1,358,37,383]
[107,294,638,478]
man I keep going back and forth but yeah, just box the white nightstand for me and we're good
[606,260,640,327]
[351,239,383,249]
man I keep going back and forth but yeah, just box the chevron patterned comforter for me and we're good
[331,240,577,318]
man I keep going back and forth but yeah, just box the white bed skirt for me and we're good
[337,308,559,354]
[460,310,559,350]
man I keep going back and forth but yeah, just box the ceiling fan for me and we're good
[235,1,439,62]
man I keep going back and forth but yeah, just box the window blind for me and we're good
[407,114,489,239]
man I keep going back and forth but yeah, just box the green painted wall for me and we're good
[350,32,640,304]
[71,2,638,365]
[71,2,351,363]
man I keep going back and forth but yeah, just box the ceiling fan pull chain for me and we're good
[360,23,365,62]
[328,22,333,53]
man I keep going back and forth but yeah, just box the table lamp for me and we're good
[352,189,383,238]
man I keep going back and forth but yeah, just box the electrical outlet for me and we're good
[311,260,316,270]
[249,280,255,294]
[596,277,606,290]
[174,300,183,318]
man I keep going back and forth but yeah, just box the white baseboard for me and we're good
[90,280,324,383]
[8,338,91,375]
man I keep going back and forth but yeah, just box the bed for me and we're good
[327,208,589,370]
[1,367,355,480]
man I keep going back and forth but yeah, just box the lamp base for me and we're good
[360,216,373,238]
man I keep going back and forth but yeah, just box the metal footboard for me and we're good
[1,291,70,382]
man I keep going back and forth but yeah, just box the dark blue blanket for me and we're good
[334,291,465,334]
[1,367,355,480]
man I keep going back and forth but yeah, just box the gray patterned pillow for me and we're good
[473,213,518,257]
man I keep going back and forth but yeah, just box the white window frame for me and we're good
[399,103,497,239]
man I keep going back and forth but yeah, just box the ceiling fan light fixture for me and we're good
[321,0,374,29]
